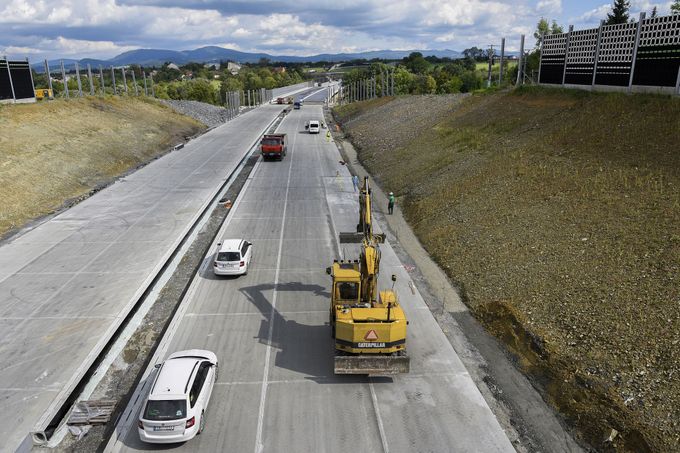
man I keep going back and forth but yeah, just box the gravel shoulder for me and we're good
[332,89,680,453]
[158,99,231,128]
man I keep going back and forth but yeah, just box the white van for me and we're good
[213,239,252,276]
[138,350,218,444]
[307,120,320,134]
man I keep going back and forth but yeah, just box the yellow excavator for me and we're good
[326,176,410,375]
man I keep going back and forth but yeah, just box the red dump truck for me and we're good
[260,134,287,160]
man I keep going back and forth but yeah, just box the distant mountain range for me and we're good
[34,46,465,72]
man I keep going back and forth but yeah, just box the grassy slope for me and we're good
[334,88,680,453]
[0,96,205,239]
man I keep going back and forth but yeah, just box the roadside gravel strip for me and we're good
[159,100,232,128]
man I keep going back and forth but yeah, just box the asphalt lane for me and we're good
[0,101,303,452]
[107,105,514,453]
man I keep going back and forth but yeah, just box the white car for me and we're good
[213,239,252,276]
[307,120,320,134]
[138,350,218,444]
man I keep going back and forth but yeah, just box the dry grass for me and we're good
[0,96,204,239]
[336,87,680,452]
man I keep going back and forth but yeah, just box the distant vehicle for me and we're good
[307,120,320,134]
[286,97,294,104]
[293,101,302,109]
[260,133,287,160]
[213,239,252,276]
[276,97,285,104]
[138,350,218,444]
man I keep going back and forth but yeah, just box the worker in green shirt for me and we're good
[388,192,395,214]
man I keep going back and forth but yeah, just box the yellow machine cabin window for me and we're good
[336,282,359,302]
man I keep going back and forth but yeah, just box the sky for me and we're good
[0,0,677,62]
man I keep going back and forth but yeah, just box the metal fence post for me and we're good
[562,25,574,86]
[44,59,53,97]
[629,12,646,92]
[537,34,544,84]
[27,57,36,98]
[75,62,83,96]
[516,35,525,86]
[391,69,394,95]
[99,65,104,95]
[499,38,506,85]
[87,64,94,95]
[111,66,117,95]
[121,67,128,94]
[143,71,148,96]
[131,69,138,96]
[4,57,16,102]
[592,20,604,88]
[60,60,69,98]
[150,74,155,97]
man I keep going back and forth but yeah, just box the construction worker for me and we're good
[326,130,331,142]
[388,192,395,214]
[352,175,359,192]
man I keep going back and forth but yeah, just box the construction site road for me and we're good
[106,105,515,453]
[0,95,309,453]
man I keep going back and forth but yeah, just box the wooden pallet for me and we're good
[67,400,116,425]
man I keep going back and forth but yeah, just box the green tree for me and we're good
[403,52,430,74]
[672,0,680,14]
[534,17,564,48]
[441,76,463,93]
[605,0,630,25]
[463,47,486,61]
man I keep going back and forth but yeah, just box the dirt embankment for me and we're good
[334,89,680,453]
[0,96,205,239]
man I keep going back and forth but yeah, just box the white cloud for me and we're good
[536,0,562,14]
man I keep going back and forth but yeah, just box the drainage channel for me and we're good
[33,109,290,450]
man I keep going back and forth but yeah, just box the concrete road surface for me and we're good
[107,105,514,453]
[0,101,302,452]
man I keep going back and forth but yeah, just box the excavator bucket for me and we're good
[334,354,410,375]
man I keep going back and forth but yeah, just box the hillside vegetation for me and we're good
[334,88,680,453]
[0,96,204,239]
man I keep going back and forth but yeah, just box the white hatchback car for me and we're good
[213,239,252,276]
[138,350,218,444]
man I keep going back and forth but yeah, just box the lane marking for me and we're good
[369,380,390,453]
[254,112,299,453]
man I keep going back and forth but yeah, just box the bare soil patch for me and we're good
[334,88,680,452]
[0,96,204,239]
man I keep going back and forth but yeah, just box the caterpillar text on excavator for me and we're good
[326,176,410,375]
